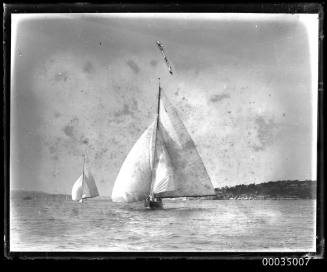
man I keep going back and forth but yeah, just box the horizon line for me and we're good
[9,179,317,196]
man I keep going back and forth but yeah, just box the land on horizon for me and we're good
[10,180,316,200]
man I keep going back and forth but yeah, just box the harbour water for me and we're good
[10,194,316,252]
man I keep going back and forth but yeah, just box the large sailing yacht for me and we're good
[111,42,215,209]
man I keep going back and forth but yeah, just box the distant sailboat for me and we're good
[72,155,99,203]
[111,41,215,209]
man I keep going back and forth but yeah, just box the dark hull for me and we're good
[144,199,163,209]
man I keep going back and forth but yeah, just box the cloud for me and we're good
[209,93,230,103]
[63,125,74,138]
[114,104,134,118]
[83,61,94,74]
[250,116,278,152]
[126,59,140,74]
[62,117,79,139]
[54,112,61,118]
[81,138,89,144]
[48,145,56,154]
[150,59,158,67]
[54,72,68,82]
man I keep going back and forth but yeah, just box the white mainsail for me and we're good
[156,92,214,197]
[72,166,99,201]
[111,91,214,203]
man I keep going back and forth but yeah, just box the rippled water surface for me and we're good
[10,196,316,251]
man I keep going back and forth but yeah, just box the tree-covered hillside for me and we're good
[214,180,316,199]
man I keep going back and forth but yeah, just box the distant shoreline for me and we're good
[213,180,316,200]
[10,180,316,200]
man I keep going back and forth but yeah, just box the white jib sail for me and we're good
[111,121,156,202]
[151,127,175,195]
[72,168,99,201]
[72,175,83,201]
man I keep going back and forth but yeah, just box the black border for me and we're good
[3,2,325,263]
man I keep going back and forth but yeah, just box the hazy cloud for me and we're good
[114,104,134,118]
[210,93,230,103]
[251,116,278,151]
[54,72,68,82]
[150,59,158,67]
[126,59,140,74]
[63,125,74,138]
[83,61,94,74]
[62,118,79,139]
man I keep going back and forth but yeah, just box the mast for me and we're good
[82,154,85,198]
[82,154,85,172]
[150,78,161,197]
[154,78,161,165]
[156,78,161,127]
[149,41,172,198]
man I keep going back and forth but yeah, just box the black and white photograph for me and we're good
[6,10,321,255]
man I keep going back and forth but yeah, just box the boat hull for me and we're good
[144,198,163,209]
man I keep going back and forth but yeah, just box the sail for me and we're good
[72,168,99,201]
[156,92,215,197]
[111,91,214,202]
[72,175,83,201]
[151,128,175,195]
[82,169,99,198]
[111,121,156,202]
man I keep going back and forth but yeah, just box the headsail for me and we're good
[111,121,156,202]
[72,175,83,201]
[151,127,175,195]
[156,92,214,198]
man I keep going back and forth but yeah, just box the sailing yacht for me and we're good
[111,41,215,209]
[111,81,215,209]
[72,155,99,203]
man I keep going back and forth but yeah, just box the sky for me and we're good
[10,13,318,195]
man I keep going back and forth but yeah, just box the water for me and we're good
[10,195,316,252]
